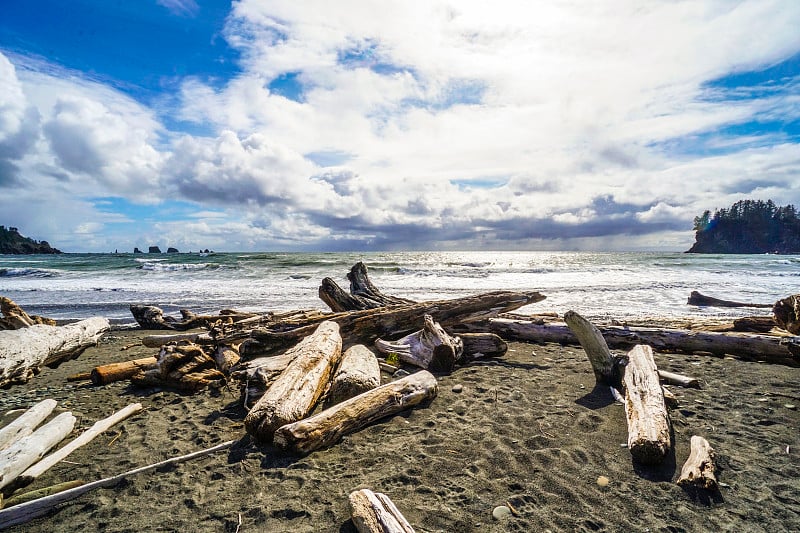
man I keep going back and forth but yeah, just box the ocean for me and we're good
[0,251,797,325]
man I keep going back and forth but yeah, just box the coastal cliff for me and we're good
[0,226,62,254]
[687,199,800,254]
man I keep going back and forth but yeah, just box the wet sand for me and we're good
[2,328,799,532]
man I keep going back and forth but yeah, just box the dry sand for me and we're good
[1,328,799,532]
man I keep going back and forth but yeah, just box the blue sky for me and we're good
[1,1,799,252]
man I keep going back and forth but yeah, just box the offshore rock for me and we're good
[148,246,162,254]
[167,247,179,253]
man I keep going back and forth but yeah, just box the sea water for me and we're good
[1,251,798,324]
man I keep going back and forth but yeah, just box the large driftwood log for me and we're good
[0,317,110,387]
[0,400,57,452]
[232,352,296,408]
[129,305,213,331]
[236,291,545,358]
[90,357,158,385]
[12,404,143,490]
[244,321,343,442]
[623,345,671,465]
[319,262,415,312]
[677,435,718,490]
[327,345,380,406]
[142,332,213,348]
[687,291,771,308]
[475,318,800,366]
[458,332,507,359]
[0,412,76,492]
[0,298,56,330]
[274,370,438,455]
[0,440,235,528]
[348,488,416,533]
[374,315,464,373]
[773,294,800,335]
[130,342,224,392]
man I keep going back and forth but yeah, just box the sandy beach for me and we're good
[1,326,799,532]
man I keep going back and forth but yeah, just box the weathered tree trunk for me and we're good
[90,357,158,385]
[474,318,800,366]
[244,321,343,442]
[12,404,143,490]
[129,305,213,331]
[273,370,438,455]
[732,316,777,333]
[0,412,76,492]
[0,298,55,330]
[563,310,621,386]
[677,435,717,490]
[237,291,545,358]
[231,352,297,408]
[130,343,223,392]
[623,345,671,465]
[374,315,464,373]
[458,333,507,359]
[0,317,110,387]
[348,488,416,533]
[142,332,213,348]
[773,294,800,334]
[327,345,380,406]
[319,262,415,312]
[687,291,771,308]
[0,400,57,452]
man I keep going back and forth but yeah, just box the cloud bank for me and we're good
[1,1,799,252]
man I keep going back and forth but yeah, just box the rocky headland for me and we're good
[0,226,61,254]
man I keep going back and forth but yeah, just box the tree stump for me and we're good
[244,321,343,442]
[678,435,717,490]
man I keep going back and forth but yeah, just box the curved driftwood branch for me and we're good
[319,262,414,312]
[563,310,622,386]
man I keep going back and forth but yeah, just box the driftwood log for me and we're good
[657,369,699,388]
[236,291,545,358]
[0,400,57,452]
[142,332,213,348]
[319,262,415,312]
[348,488,416,533]
[458,333,507,359]
[473,318,800,366]
[1,480,84,509]
[91,357,158,385]
[687,291,771,308]
[0,412,76,492]
[564,310,621,385]
[623,345,671,465]
[130,343,223,392]
[0,440,235,528]
[677,435,718,490]
[244,321,343,442]
[232,352,296,408]
[327,345,380,406]
[374,315,464,373]
[0,298,55,330]
[0,317,110,387]
[11,404,143,491]
[773,294,800,335]
[274,370,438,455]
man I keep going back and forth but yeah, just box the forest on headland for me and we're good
[0,226,61,254]
[687,199,800,254]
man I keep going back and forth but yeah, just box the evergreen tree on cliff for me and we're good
[687,199,800,254]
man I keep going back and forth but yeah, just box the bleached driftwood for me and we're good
[274,370,438,455]
[563,310,621,386]
[374,315,464,373]
[234,291,545,358]
[0,412,76,492]
[661,386,678,409]
[327,344,380,406]
[213,344,240,374]
[130,343,223,392]
[458,332,508,359]
[0,399,57,452]
[657,369,699,388]
[0,317,109,387]
[244,321,343,441]
[677,435,717,490]
[90,357,157,385]
[0,440,234,528]
[232,352,296,408]
[623,345,671,465]
[476,318,800,366]
[687,291,771,309]
[0,297,55,330]
[142,332,213,348]
[13,403,143,490]
[348,488,416,533]
[319,262,415,312]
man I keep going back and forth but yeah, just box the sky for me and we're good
[1,1,799,253]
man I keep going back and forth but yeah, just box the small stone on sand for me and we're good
[452,384,463,393]
[597,475,610,487]
[492,505,512,520]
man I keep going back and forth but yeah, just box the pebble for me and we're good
[492,506,512,520]
[597,476,610,487]
[452,384,463,393]
[785,404,796,410]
